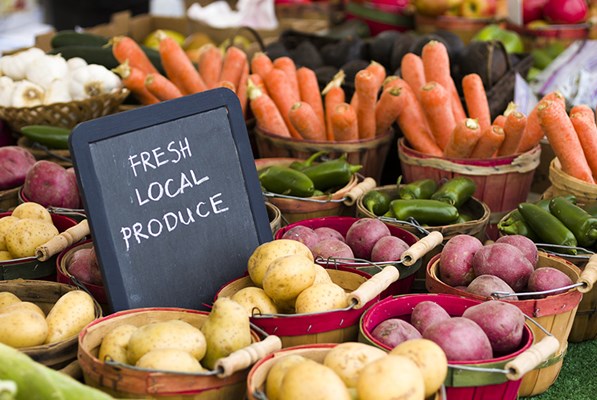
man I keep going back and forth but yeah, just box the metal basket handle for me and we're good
[504,336,560,380]
[343,177,376,206]
[215,335,282,378]
[401,231,443,266]
[578,253,597,293]
[35,219,90,261]
[347,266,400,309]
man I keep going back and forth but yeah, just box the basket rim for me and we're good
[56,239,104,292]
[255,126,394,146]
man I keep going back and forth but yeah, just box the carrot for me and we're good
[462,73,491,131]
[322,70,346,141]
[236,61,249,118]
[419,81,455,150]
[365,61,386,91]
[198,43,223,89]
[537,99,594,183]
[493,114,506,127]
[247,79,290,138]
[375,87,403,136]
[289,102,326,141]
[517,91,566,153]
[111,35,158,75]
[219,46,248,92]
[444,118,483,158]
[497,110,526,156]
[470,125,505,159]
[297,67,325,133]
[382,75,399,90]
[248,74,267,96]
[250,52,274,81]
[421,40,466,122]
[112,60,159,105]
[331,102,358,142]
[570,105,597,179]
[401,53,426,97]
[218,80,236,92]
[264,68,301,139]
[273,56,300,99]
[354,70,378,140]
[145,73,183,101]
[158,33,206,95]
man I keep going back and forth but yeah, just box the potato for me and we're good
[295,283,348,314]
[136,349,205,373]
[439,234,483,286]
[273,297,296,314]
[67,247,103,285]
[127,320,207,365]
[247,239,313,287]
[390,339,448,398]
[410,301,451,335]
[467,275,518,300]
[98,324,138,363]
[0,310,48,348]
[472,243,534,292]
[0,146,36,190]
[45,290,96,344]
[0,301,45,318]
[262,254,315,303]
[314,227,345,242]
[423,317,493,361]
[345,218,391,260]
[281,225,319,250]
[323,342,386,388]
[312,264,333,285]
[0,251,12,261]
[279,359,351,400]
[11,202,52,223]
[265,354,307,400]
[23,160,81,208]
[0,292,20,308]
[528,267,573,296]
[371,318,422,348]
[311,238,354,261]
[5,218,59,258]
[496,234,538,266]
[230,287,278,316]
[462,301,525,354]
[370,236,409,262]
[357,354,425,400]
[0,216,20,251]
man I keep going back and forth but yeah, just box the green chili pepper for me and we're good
[20,125,71,150]
[383,209,395,218]
[455,213,473,223]
[362,190,392,216]
[518,202,577,254]
[302,155,362,191]
[549,197,597,247]
[390,199,459,226]
[498,219,540,241]
[583,201,597,218]
[259,166,315,197]
[289,151,328,171]
[313,190,325,196]
[399,179,437,200]
[431,177,476,208]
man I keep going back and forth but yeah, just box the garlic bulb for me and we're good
[25,54,69,90]
[69,64,122,100]
[43,79,71,105]
[0,47,44,81]
[12,80,45,108]
[67,57,88,72]
[0,76,15,107]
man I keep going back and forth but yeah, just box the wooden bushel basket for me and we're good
[547,157,597,206]
[265,202,282,235]
[0,186,19,211]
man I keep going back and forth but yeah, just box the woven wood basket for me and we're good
[0,186,19,211]
[547,157,597,207]
[265,202,282,235]
[17,137,72,167]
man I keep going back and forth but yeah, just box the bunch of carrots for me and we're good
[111,32,249,115]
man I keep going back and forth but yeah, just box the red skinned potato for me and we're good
[472,243,534,292]
[345,218,391,260]
[528,267,573,296]
[281,225,319,250]
[371,318,422,348]
[370,236,409,262]
[423,317,493,362]
[23,160,81,208]
[67,247,103,285]
[462,301,525,354]
[467,275,518,300]
[410,301,451,335]
[311,238,354,261]
[495,235,538,266]
[314,227,345,242]
[0,146,36,189]
[439,234,483,286]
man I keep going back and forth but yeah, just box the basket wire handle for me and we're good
[534,243,594,259]
[215,335,282,378]
[347,266,400,309]
[343,177,376,206]
[35,219,90,261]
[30,142,72,163]
[578,253,597,293]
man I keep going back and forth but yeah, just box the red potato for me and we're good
[439,234,484,287]
[345,218,391,260]
[371,318,422,348]
[0,146,36,189]
[466,275,518,300]
[462,301,525,354]
[67,247,103,285]
[22,160,81,208]
[370,236,409,262]
[495,235,538,267]
[281,225,319,250]
[472,243,534,292]
[314,227,345,242]
[410,301,451,335]
[311,238,354,261]
[423,317,493,362]
[527,267,573,297]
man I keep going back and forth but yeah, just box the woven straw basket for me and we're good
[547,157,597,206]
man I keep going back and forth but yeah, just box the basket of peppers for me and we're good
[255,151,374,224]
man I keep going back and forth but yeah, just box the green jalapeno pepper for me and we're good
[20,125,71,150]
[499,195,576,231]
[361,190,392,216]
[549,197,597,247]
[431,177,476,208]
[454,213,473,224]
[259,166,315,197]
[498,218,540,241]
[390,199,459,226]
[518,202,577,254]
[302,155,362,192]
[399,179,437,200]
[289,151,328,171]
[383,209,395,218]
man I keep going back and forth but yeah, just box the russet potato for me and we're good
[0,309,48,348]
[262,254,315,303]
[312,264,333,285]
[247,239,313,287]
[0,216,20,252]
[98,324,138,363]
[279,359,351,400]
[45,290,96,344]
[0,292,20,308]
[0,301,45,318]
[265,354,307,400]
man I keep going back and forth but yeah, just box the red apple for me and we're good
[544,0,588,24]
[523,0,548,24]
[460,0,497,18]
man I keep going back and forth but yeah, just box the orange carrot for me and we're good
[145,73,182,101]
[248,73,267,96]
[218,80,236,92]
[158,33,206,95]
[419,81,455,150]
[289,102,326,141]
[331,102,358,142]
[538,100,594,183]
[355,69,377,140]
[273,56,300,99]
[493,114,506,127]
[462,73,491,131]
[198,43,223,89]
[498,110,526,156]
[571,104,594,120]
[322,70,346,141]
[250,52,274,81]
[237,61,249,118]
[248,79,290,138]
[470,125,505,159]
[444,118,483,158]
[570,105,597,178]
[112,61,159,105]
[401,53,426,97]
[421,40,466,122]
[375,87,403,136]
[264,68,301,139]
[517,91,566,153]
[111,36,158,75]
[297,67,325,132]
[365,60,386,91]
[219,46,248,92]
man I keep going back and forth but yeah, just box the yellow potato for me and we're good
[98,324,138,364]
[265,354,307,400]
[262,254,315,303]
[45,290,96,344]
[135,348,205,373]
[11,202,52,223]
[357,355,425,400]
[230,287,278,316]
[279,359,351,400]
[247,239,313,287]
[0,251,12,261]
[312,264,333,285]
[295,283,348,314]
[5,218,59,258]
[0,292,20,308]
[323,342,387,388]
[0,216,19,251]
[0,309,48,348]
[127,320,206,365]
[0,301,45,318]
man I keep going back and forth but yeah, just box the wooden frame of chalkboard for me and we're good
[69,88,272,312]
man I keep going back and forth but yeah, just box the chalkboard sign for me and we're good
[70,88,272,312]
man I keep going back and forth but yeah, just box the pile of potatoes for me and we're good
[0,289,96,348]
[263,340,447,400]
[0,202,60,261]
